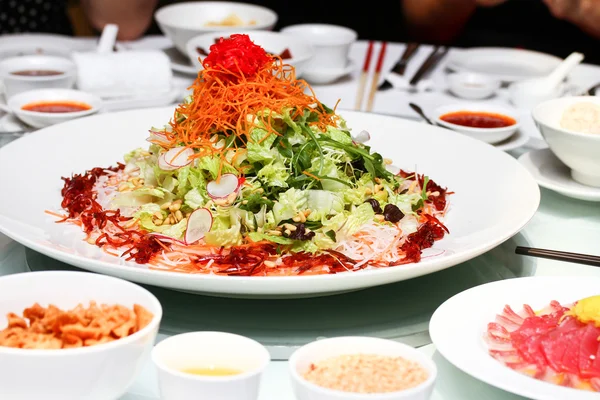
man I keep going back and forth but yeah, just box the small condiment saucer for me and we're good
[302,60,356,85]
[518,148,600,201]
[163,47,197,76]
[422,118,529,152]
[494,128,529,152]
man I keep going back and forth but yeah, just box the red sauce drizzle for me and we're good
[440,111,516,128]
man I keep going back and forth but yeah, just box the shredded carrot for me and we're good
[165,56,339,166]
[302,170,321,181]
[44,210,67,219]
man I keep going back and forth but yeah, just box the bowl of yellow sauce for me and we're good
[151,331,270,400]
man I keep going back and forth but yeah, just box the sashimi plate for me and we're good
[0,107,539,298]
[430,276,600,400]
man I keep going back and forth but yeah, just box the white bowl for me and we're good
[186,30,314,78]
[532,96,600,187]
[0,55,76,98]
[289,336,436,400]
[155,1,278,55]
[445,72,500,100]
[152,331,270,400]
[280,24,357,83]
[432,103,520,144]
[8,88,102,129]
[0,271,162,400]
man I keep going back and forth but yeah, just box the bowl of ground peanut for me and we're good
[289,336,436,400]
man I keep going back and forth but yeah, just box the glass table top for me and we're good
[0,138,599,400]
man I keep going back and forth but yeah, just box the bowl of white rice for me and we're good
[532,96,600,187]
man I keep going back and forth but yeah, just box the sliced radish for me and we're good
[164,147,194,168]
[206,173,240,199]
[213,139,226,150]
[353,130,371,144]
[148,233,186,245]
[185,208,213,244]
[158,154,179,171]
[146,129,170,145]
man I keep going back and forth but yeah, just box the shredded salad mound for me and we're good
[49,34,452,276]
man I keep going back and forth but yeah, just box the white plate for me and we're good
[430,276,600,400]
[100,86,183,112]
[417,120,528,152]
[518,148,600,202]
[446,47,562,82]
[0,33,92,59]
[0,108,540,298]
[163,46,198,76]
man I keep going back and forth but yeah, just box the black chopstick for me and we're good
[378,42,420,91]
[409,45,448,86]
[515,246,600,267]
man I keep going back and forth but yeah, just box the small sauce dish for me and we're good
[433,103,520,144]
[289,336,436,400]
[8,88,101,129]
[151,331,270,400]
[0,55,76,99]
[446,72,500,100]
[301,60,356,85]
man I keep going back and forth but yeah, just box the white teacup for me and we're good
[0,55,76,99]
[281,23,357,79]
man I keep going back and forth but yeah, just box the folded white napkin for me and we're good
[385,72,435,92]
[73,50,173,98]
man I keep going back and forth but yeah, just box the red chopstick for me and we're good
[366,41,387,112]
[355,40,375,111]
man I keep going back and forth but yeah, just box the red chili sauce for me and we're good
[21,101,91,113]
[11,70,63,76]
[440,111,516,129]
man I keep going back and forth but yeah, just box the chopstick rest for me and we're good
[73,50,173,98]
[385,74,434,92]
[384,46,447,92]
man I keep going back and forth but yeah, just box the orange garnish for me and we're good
[158,34,339,175]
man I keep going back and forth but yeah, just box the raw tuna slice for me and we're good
[510,313,566,368]
[540,317,581,373]
[579,324,600,378]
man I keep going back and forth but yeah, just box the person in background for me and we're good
[80,0,157,40]
[0,0,158,41]
[402,0,600,64]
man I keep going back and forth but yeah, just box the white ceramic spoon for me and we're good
[509,52,584,109]
[96,24,119,53]
[0,103,12,114]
